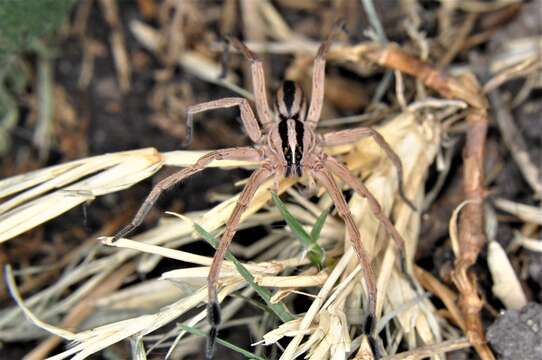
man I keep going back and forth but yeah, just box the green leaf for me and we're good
[271,192,325,268]
[193,223,295,323]
[178,323,268,360]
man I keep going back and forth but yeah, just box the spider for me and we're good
[112,22,415,358]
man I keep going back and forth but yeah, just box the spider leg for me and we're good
[111,147,262,243]
[312,166,377,332]
[322,127,417,211]
[226,37,273,131]
[185,97,262,146]
[206,165,272,359]
[323,156,417,290]
[306,20,346,128]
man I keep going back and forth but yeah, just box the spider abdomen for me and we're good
[275,80,307,121]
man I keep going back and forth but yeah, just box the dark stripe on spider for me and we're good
[295,119,304,155]
[293,119,304,176]
[282,80,297,113]
[278,118,288,151]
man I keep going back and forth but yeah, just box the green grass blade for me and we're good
[193,223,294,323]
[271,192,325,268]
[271,193,312,245]
[178,323,267,360]
[310,207,330,242]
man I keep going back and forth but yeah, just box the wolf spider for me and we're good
[112,22,416,357]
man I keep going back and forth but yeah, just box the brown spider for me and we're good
[112,22,415,357]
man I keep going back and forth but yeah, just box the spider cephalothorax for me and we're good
[271,80,309,177]
[112,21,415,359]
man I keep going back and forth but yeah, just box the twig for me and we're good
[510,231,542,253]
[360,0,387,43]
[437,13,477,68]
[360,42,495,359]
[72,0,94,36]
[483,56,542,93]
[360,0,395,104]
[32,47,54,162]
[422,139,459,211]
[493,198,542,225]
[450,76,495,360]
[455,0,523,13]
[382,337,471,360]
[490,91,542,198]
[99,0,131,92]
[394,70,407,109]
[355,43,486,108]
[415,266,466,331]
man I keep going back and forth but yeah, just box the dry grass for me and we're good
[1,107,467,359]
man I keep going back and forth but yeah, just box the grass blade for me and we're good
[178,323,268,360]
[271,192,325,268]
[310,207,330,242]
[193,223,295,323]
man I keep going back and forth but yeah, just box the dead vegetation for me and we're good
[0,1,541,359]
